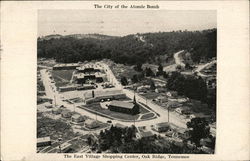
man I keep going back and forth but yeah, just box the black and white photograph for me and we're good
[36,10,217,154]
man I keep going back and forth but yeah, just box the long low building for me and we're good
[74,73,105,84]
[59,84,96,92]
[37,136,52,147]
[85,90,126,104]
[153,122,171,132]
[53,63,80,70]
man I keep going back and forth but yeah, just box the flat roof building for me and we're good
[85,90,127,104]
[153,122,171,132]
[37,136,51,147]
[53,63,80,70]
[136,131,155,139]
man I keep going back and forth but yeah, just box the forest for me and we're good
[38,29,216,65]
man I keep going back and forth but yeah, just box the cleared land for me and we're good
[140,91,160,100]
[51,70,75,87]
[108,61,141,81]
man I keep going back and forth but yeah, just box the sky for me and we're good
[38,10,216,37]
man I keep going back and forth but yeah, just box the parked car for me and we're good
[107,120,112,124]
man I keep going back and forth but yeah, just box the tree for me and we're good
[176,65,182,71]
[185,63,192,70]
[163,71,168,78]
[131,75,139,83]
[145,68,155,77]
[87,136,92,146]
[38,29,216,65]
[166,72,208,102]
[186,117,210,146]
[121,76,128,86]
[150,80,156,90]
[158,64,163,72]
[134,63,142,71]
[156,64,164,76]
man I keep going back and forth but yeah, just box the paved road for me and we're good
[194,60,216,77]
[40,66,187,130]
[173,50,185,67]
[40,62,218,136]
[163,50,185,72]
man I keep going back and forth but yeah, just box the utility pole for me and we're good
[54,95,56,107]
[58,137,62,153]
[168,107,170,123]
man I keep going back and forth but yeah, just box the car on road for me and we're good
[107,120,112,124]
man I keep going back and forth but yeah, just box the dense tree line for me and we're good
[97,125,207,154]
[166,72,208,102]
[98,125,136,152]
[38,29,216,64]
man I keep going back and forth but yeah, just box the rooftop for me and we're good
[85,90,125,99]
[61,110,71,115]
[155,122,170,128]
[109,100,135,109]
[37,136,51,143]
[115,123,127,129]
[71,114,83,119]
[85,119,97,125]
[138,131,154,138]
[176,127,188,134]
[53,63,79,67]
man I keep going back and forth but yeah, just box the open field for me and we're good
[107,61,141,81]
[140,91,160,100]
[51,70,75,87]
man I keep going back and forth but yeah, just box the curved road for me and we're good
[40,67,187,129]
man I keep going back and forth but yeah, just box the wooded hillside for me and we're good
[38,29,216,65]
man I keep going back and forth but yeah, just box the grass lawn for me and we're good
[51,70,75,87]
[141,91,160,100]
[69,97,84,103]
[139,105,150,114]
[140,113,155,120]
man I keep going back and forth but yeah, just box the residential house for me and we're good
[71,114,85,123]
[136,131,155,140]
[85,119,100,129]
[153,122,170,132]
[61,110,72,118]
